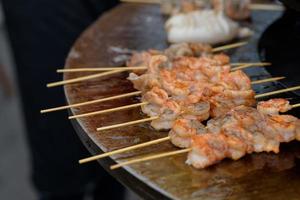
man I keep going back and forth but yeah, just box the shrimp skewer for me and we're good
[79,99,300,164]
[109,99,300,170]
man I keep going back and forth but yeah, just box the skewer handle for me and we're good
[57,66,147,73]
[231,62,271,71]
[251,77,285,85]
[79,136,171,164]
[255,85,300,98]
[249,4,284,11]
[212,41,248,52]
[47,69,125,88]
[40,91,142,113]
[96,116,159,131]
[69,102,148,119]
[292,103,300,109]
[110,148,191,170]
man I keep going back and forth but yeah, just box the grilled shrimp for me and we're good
[142,87,169,105]
[181,101,210,121]
[128,73,161,92]
[221,70,252,90]
[257,98,292,115]
[186,134,228,169]
[151,100,181,130]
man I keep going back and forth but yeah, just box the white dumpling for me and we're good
[165,10,240,45]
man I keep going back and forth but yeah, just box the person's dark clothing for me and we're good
[1,0,124,199]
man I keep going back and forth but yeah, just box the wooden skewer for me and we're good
[121,0,285,11]
[56,66,147,73]
[292,103,300,109]
[212,41,248,52]
[40,91,142,114]
[56,62,266,73]
[231,62,271,71]
[249,4,284,11]
[255,85,300,98]
[41,74,282,114]
[110,95,296,170]
[255,86,300,99]
[110,148,191,170]
[81,101,300,164]
[96,116,159,131]
[251,77,285,85]
[69,102,149,119]
[68,76,284,118]
[56,41,250,74]
[231,62,267,67]
[79,136,171,164]
[47,69,125,88]
[83,103,300,164]
[96,86,300,132]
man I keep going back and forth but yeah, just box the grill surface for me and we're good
[64,4,300,200]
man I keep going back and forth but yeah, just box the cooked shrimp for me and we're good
[164,43,194,60]
[160,70,191,96]
[186,134,228,169]
[147,55,170,75]
[127,73,161,92]
[127,51,152,68]
[169,118,198,148]
[267,115,298,143]
[151,100,181,130]
[181,101,210,121]
[142,87,169,105]
[189,43,213,56]
[141,87,169,117]
[221,70,252,90]
[257,98,292,115]
[213,53,230,66]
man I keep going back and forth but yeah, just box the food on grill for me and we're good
[164,0,253,44]
[127,53,255,130]
[165,10,241,44]
[184,99,300,168]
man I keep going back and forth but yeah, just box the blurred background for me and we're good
[0,2,36,199]
[0,2,141,199]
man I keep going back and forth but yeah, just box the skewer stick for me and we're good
[95,87,300,132]
[251,77,285,85]
[121,0,285,11]
[96,116,159,131]
[231,62,271,71]
[110,95,299,170]
[40,76,284,114]
[212,41,248,52]
[56,62,266,73]
[47,69,125,88]
[40,91,142,113]
[255,85,300,98]
[249,4,284,11]
[57,41,251,74]
[79,136,171,164]
[231,62,268,67]
[56,66,147,73]
[81,101,300,165]
[68,76,285,118]
[69,102,149,119]
[110,148,191,170]
[292,103,300,109]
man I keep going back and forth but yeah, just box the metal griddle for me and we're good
[64,3,300,200]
